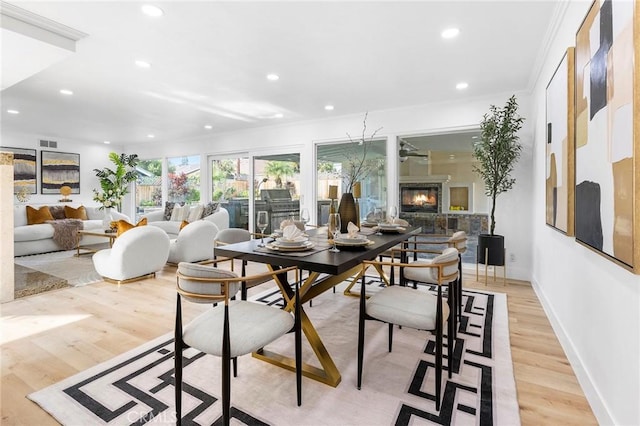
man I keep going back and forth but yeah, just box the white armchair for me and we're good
[92,226,170,283]
[167,220,219,264]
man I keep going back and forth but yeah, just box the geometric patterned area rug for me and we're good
[14,250,103,287]
[28,279,520,425]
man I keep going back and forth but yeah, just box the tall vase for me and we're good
[102,207,113,231]
[337,193,358,233]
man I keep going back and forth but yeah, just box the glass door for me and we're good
[316,139,387,226]
[209,154,250,229]
[252,152,301,234]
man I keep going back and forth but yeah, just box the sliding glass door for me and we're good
[253,152,301,234]
[210,154,250,229]
[316,139,386,226]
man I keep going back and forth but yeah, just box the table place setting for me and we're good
[265,224,315,252]
[331,222,374,249]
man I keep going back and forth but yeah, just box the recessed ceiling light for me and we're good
[273,113,284,119]
[449,154,456,160]
[266,73,280,81]
[441,28,460,39]
[7,109,19,114]
[324,105,334,111]
[141,4,164,17]
[103,140,111,144]
[456,82,469,90]
[135,60,151,68]
[59,89,73,95]
[204,125,213,130]
[147,134,155,138]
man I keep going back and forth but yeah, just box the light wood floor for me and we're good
[1,265,597,425]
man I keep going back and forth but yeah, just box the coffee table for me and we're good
[76,229,117,256]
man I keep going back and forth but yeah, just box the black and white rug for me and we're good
[28,279,520,425]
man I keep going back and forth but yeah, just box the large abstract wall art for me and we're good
[0,147,37,194]
[41,151,80,194]
[575,0,639,272]
[546,48,575,235]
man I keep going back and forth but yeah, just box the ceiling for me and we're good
[1,1,560,147]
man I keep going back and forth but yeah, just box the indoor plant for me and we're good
[93,152,139,213]
[473,95,524,265]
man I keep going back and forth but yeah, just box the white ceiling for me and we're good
[1,1,560,146]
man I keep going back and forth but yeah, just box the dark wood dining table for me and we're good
[215,225,422,387]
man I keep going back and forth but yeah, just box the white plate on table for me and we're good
[334,237,370,246]
[267,240,315,251]
[275,237,309,247]
[377,224,404,233]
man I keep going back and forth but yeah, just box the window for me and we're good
[135,158,162,219]
[210,155,250,229]
[316,139,386,226]
[167,155,200,204]
[253,153,301,234]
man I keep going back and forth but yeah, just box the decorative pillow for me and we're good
[48,205,66,220]
[115,217,148,237]
[64,205,88,220]
[179,220,190,230]
[187,204,204,222]
[202,202,219,218]
[26,206,54,225]
[163,202,176,221]
[170,205,190,222]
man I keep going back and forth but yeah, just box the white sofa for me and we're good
[144,206,229,239]
[13,205,130,257]
[93,226,170,282]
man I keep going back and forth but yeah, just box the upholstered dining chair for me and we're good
[356,247,459,411]
[167,220,219,264]
[214,228,268,300]
[175,261,302,426]
[408,231,468,325]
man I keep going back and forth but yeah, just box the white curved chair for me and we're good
[92,226,170,283]
[167,220,219,264]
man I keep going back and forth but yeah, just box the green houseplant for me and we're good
[93,152,139,210]
[473,95,524,265]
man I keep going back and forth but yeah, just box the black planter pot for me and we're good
[477,234,505,266]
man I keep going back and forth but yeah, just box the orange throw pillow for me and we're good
[179,220,189,230]
[64,205,88,220]
[115,217,148,237]
[26,206,54,225]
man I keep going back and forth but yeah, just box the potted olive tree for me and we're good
[473,95,524,266]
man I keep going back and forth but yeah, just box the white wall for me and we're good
[529,1,640,425]
[1,130,126,209]
[129,93,534,280]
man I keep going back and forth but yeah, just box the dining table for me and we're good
[215,225,422,387]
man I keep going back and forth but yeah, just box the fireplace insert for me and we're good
[400,185,439,213]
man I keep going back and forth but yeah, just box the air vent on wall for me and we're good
[39,139,57,148]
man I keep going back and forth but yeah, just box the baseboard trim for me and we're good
[530,275,614,425]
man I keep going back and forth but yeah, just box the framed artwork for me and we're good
[575,0,639,272]
[41,150,80,194]
[545,47,575,235]
[0,146,37,194]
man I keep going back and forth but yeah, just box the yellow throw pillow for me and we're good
[64,205,88,220]
[26,206,54,225]
[179,220,190,230]
[115,217,148,237]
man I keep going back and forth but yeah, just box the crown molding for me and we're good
[1,1,87,49]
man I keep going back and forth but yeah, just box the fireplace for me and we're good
[400,183,441,213]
